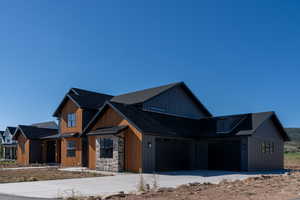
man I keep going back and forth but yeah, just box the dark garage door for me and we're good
[208,141,241,171]
[155,138,190,171]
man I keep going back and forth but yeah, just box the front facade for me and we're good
[14,82,289,172]
[2,127,17,160]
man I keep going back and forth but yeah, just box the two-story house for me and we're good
[14,82,289,172]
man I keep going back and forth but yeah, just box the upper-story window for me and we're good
[67,113,76,128]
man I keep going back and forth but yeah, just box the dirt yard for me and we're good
[0,160,46,168]
[0,168,105,183]
[68,153,300,200]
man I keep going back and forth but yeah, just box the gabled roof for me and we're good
[110,82,212,117]
[7,127,17,135]
[53,88,113,117]
[84,102,289,141]
[13,125,58,140]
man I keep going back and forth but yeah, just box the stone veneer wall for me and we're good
[96,135,124,172]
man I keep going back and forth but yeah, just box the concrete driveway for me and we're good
[0,170,286,199]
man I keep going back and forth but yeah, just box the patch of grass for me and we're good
[285,152,300,168]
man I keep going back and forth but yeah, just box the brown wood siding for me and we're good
[16,133,30,165]
[88,107,142,172]
[61,137,82,167]
[60,99,83,134]
[88,136,96,169]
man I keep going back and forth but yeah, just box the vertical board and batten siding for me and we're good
[16,134,30,165]
[61,138,82,167]
[60,99,83,134]
[142,135,156,172]
[247,118,284,170]
[143,85,208,119]
[59,99,83,167]
[88,136,96,169]
[88,107,142,172]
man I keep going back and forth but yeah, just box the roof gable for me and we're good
[110,82,212,117]
[53,88,113,117]
[13,125,58,140]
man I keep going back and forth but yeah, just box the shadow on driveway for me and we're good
[156,169,288,177]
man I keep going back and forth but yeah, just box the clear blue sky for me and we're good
[0,0,299,129]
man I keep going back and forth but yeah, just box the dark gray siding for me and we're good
[142,135,156,173]
[247,118,284,170]
[29,140,42,163]
[143,85,208,119]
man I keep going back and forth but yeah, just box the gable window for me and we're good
[100,138,113,158]
[67,140,76,157]
[67,113,76,128]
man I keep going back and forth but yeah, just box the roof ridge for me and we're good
[205,111,274,119]
[113,82,181,97]
[110,82,182,104]
[70,88,113,97]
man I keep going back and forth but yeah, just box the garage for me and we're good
[155,138,191,171]
[208,141,241,171]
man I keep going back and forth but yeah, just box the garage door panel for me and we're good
[155,138,190,171]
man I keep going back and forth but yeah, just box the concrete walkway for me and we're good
[0,170,286,199]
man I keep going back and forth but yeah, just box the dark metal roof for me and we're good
[87,126,128,136]
[110,82,212,117]
[31,121,58,129]
[84,102,289,141]
[7,127,17,135]
[53,88,113,117]
[13,125,58,140]
[110,82,181,105]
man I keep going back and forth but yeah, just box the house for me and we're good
[83,83,289,172]
[15,82,289,172]
[2,127,17,160]
[13,121,58,165]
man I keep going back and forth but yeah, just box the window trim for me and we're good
[66,140,76,157]
[67,113,76,128]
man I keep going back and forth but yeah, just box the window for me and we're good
[99,138,113,158]
[261,142,275,154]
[67,140,76,157]
[67,113,76,128]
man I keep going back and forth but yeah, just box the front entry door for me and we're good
[46,141,56,163]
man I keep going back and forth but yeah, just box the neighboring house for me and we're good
[13,121,58,165]
[0,131,4,159]
[14,82,289,172]
[2,127,17,160]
